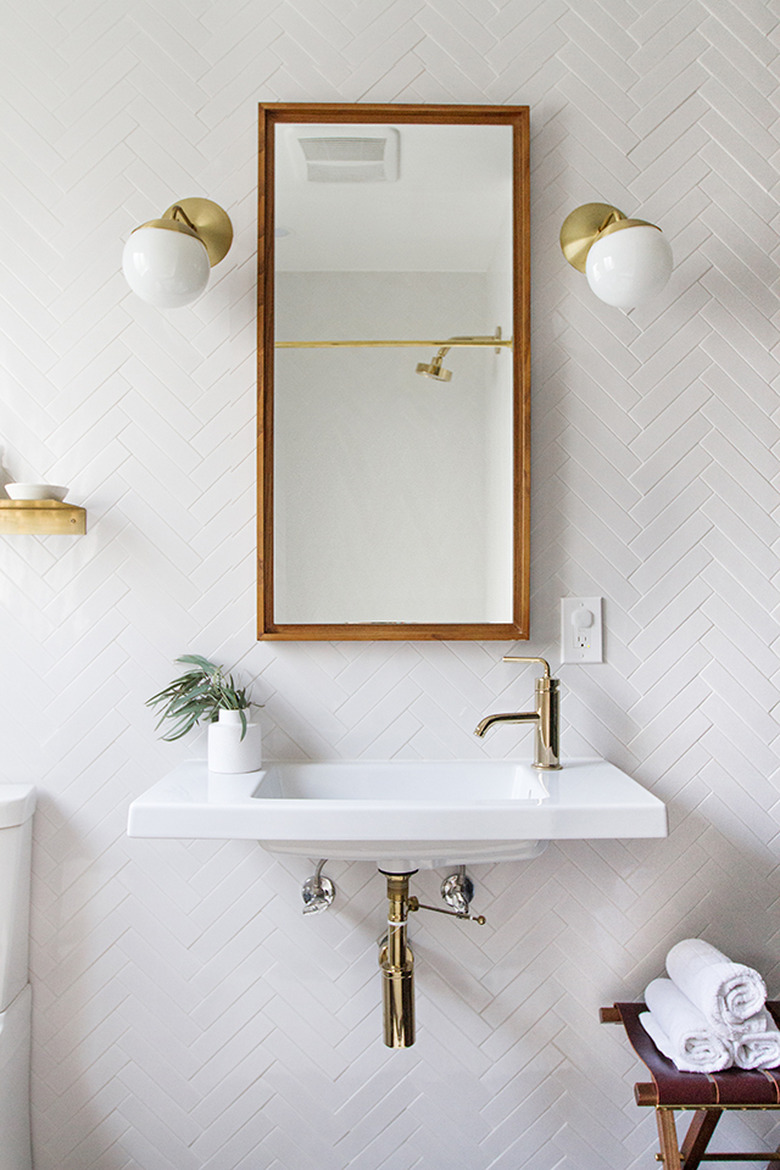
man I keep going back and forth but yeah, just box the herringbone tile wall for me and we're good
[1,0,779,1166]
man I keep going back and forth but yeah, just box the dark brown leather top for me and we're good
[614,1002,780,1107]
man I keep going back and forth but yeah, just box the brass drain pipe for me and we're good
[379,871,415,1048]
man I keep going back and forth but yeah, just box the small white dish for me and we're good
[5,483,69,502]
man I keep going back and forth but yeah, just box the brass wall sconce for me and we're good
[122,197,233,309]
[560,202,673,309]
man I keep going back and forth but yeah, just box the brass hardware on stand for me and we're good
[653,1155,780,1163]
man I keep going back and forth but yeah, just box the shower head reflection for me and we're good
[415,346,452,381]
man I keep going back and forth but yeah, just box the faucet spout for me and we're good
[474,711,539,737]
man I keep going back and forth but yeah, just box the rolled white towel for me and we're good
[642,978,733,1072]
[734,1009,774,1036]
[733,1009,780,1070]
[640,1012,733,1073]
[666,939,766,1029]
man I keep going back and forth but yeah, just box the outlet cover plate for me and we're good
[561,597,603,664]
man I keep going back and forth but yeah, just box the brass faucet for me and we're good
[474,656,562,770]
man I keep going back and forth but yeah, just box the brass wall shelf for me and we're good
[0,500,87,535]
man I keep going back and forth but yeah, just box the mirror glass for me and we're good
[258,105,529,640]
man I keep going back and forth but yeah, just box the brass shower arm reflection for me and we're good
[276,329,512,385]
[275,336,513,349]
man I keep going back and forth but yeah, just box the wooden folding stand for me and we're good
[601,1002,780,1169]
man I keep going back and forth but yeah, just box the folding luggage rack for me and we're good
[602,1001,780,1169]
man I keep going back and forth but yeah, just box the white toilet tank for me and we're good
[0,786,36,1013]
[0,784,36,1170]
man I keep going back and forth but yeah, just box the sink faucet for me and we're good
[474,656,562,770]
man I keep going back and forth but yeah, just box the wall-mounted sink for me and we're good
[127,758,667,869]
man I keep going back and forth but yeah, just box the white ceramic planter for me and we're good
[207,709,261,774]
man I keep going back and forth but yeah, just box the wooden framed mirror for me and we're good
[258,103,530,640]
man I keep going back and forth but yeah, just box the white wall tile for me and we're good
[1,0,779,1167]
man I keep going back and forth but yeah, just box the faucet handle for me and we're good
[503,655,551,679]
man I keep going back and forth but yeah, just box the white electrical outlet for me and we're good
[561,597,603,663]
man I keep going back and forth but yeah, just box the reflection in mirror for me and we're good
[258,105,530,640]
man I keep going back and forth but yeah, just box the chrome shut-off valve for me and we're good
[441,866,475,915]
[301,859,336,914]
[408,867,486,925]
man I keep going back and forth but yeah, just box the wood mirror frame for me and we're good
[258,103,530,641]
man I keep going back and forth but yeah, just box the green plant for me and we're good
[146,654,251,741]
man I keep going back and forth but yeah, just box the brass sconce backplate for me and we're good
[161,198,233,267]
[559,202,626,272]
[560,201,659,273]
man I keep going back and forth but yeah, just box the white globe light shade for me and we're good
[122,226,210,308]
[585,225,673,309]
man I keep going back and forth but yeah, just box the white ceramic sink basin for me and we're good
[127,758,667,869]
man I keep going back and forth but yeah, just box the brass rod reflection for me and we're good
[275,338,513,349]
